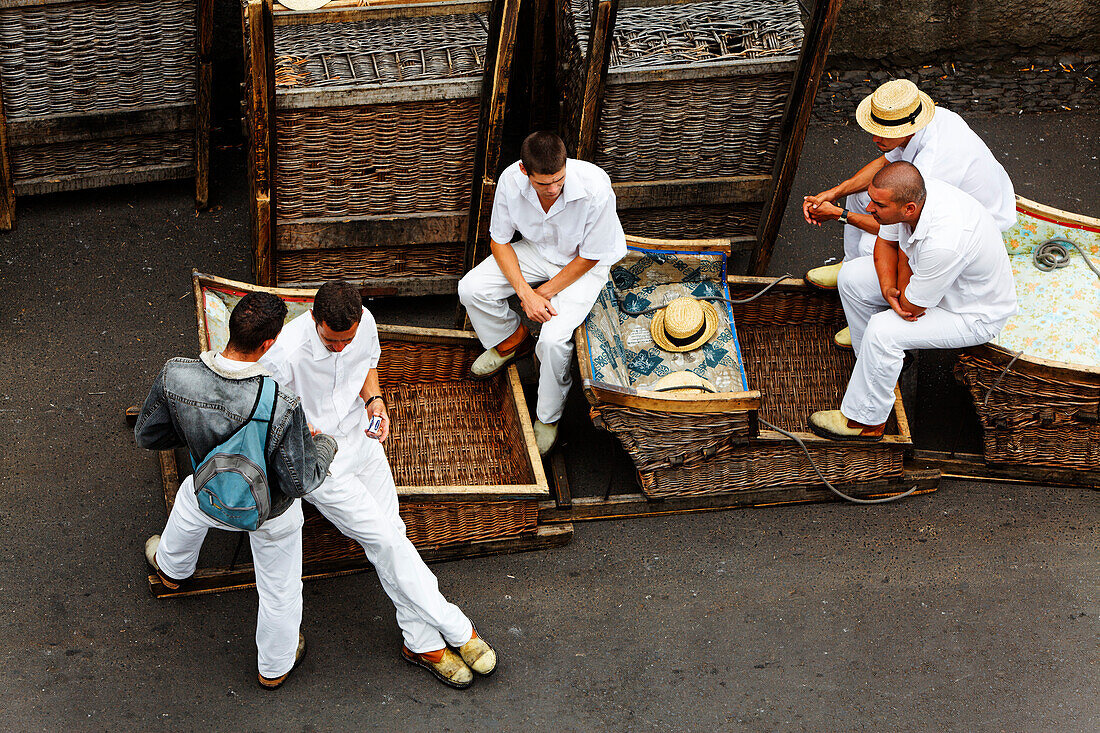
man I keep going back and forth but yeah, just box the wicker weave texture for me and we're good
[302,499,537,556]
[274,100,479,220]
[0,0,197,119]
[639,439,904,499]
[11,131,194,182]
[273,13,488,89]
[955,352,1100,469]
[617,203,762,241]
[276,242,465,285]
[377,339,477,386]
[592,405,754,472]
[596,73,790,180]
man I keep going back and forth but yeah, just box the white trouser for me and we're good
[457,239,611,423]
[842,191,878,261]
[156,476,304,679]
[837,255,999,425]
[306,430,473,653]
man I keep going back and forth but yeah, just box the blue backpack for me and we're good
[191,377,277,531]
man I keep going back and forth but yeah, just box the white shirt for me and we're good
[880,106,1016,241]
[899,178,1017,328]
[260,308,380,437]
[489,158,627,267]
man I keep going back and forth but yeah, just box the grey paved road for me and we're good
[0,112,1096,731]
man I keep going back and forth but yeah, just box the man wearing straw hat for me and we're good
[261,280,497,689]
[808,161,1016,441]
[802,79,1016,348]
[458,131,626,455]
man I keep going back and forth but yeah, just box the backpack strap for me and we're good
[190,376,278,470]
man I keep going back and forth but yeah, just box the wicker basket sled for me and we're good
[571,237,932,509]
[242,0,519,295]
[0,0,212,229]
[950,197,1100,484]
[143,272,570,597]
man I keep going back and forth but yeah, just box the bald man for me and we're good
[808,161,1016,441]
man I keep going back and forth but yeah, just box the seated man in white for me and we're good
[802,79,1016,348]
[261,280,496,689]
[457,131,626,455]
[809,161,1017,441]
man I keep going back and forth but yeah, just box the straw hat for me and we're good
[650,297,719,353]
[279,0,331,10]
[648,370,717,395]
[855,79,936,138]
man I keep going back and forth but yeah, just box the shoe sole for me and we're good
[468,341,534,381]
[402,651,473,689]
[808,421,883,442]
[833,340,853,351]
[259,638,307,690]
[804,274,839,292]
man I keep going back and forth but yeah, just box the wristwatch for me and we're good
[838,207,850,225]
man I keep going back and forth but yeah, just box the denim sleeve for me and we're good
[272,403,337,498]
[134,367,185,451]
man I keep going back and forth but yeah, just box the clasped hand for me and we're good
[883,286,922,322]
[521,286,558,323]
[803,191,842,226]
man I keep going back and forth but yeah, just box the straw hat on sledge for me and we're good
[279,0,331,10]
[650,296,719,353]
[855,79,936,138]
[648,370,717,395]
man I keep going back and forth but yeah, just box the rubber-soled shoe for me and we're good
[834,326,853,350]
[144,535,189,591]
[808,410,884,442]
[533,420,558,456]
[469,338,534,381]
[402,646,474,689]
[258,633,307,690]
[805,262,842,290]
[457,629,497,676]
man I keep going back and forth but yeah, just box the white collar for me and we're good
[200,350,271,379]
[520,161,587,216]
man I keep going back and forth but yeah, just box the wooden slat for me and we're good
[584,381,762,414]
[194,0,214,210]
[14,163,194,196]
[548,451,572,508]
[613,175,772,210]
[149,523,574,598]
[576,0,616,160]
[271,0,490,24]
[247,0,278,286]
[276,211,469,251]
[606,56,798,85]
[277,273,460,297]
[538,469,941,523]
[275,78,482,109]
[910,450,1100,489]
[5,105,195,146]
[748,0,844,275]
[0,73,15,230]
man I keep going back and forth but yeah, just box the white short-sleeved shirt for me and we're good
[489,158,627,267]
[899,178,1017,328]
[879,106,1016,242]
[260,308,380,436]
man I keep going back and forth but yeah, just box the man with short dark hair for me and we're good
[261,280,497,690]
[136,291,338,689]
[458,131,626,454]
[808,161,1017,440]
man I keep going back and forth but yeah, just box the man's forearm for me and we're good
[490,239,534,297]
[895,253,925,316]
[834,156,889,199]
[538,255,599,298]
[846,211,881,237]
[359,368,383,403]
[873,237,900,292]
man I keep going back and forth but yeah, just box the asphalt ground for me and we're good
[0,112,1096,731]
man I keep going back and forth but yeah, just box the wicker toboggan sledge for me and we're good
[143,272,570,597]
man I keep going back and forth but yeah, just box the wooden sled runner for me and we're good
[145,272,571,598]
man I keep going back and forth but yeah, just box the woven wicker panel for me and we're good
[955,352,1100,469]
[596,73,790,180]
[377,340,478,387]
[274,100,480,219]
[383,379,534,487]
[0,0,197,119]
[638,438,904,499]
[728,283,846,328]
[617,203,763,241]
[302,499,537,557]
[272,13,488,89]
[275,242,465,284]
[10,130,194,183]
[592,405,754,472]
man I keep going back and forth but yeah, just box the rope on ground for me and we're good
[758,418,919,505]
[1032,237,1100,279]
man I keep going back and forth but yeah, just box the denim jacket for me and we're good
[135,351,337,521]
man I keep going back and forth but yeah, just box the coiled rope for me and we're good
[1032,237,1100,278]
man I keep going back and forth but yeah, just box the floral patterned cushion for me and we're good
[581,247,749,393]
[992,203,1100,367]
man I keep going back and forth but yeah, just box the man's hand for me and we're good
[806,199,844,226]
[307,422,319,437]
[520,288,558,323]
[884,287,922,321]
[803,189,839,226]
[365,399,390,442]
